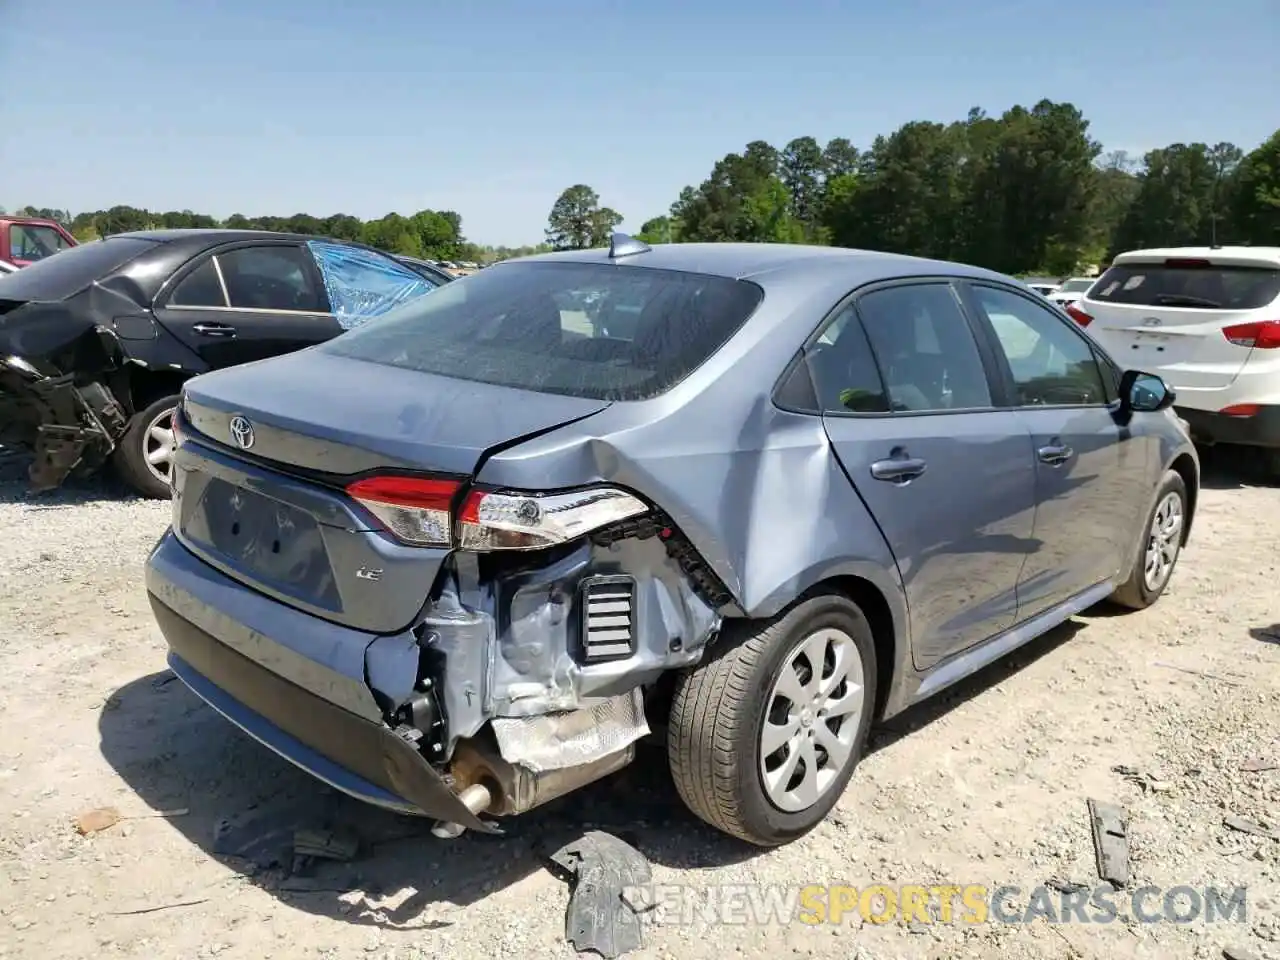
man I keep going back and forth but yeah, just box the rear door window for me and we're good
[853,283,993,412]
[1091,261,1280,310]
[321,261,764,400]
[0,237,157,300]
[217,245,328,313]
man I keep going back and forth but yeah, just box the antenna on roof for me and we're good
[608,232,651,259]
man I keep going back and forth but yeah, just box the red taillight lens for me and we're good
[459,487,649,551]
[1220,403,1260,417]
[1222,320,1280,349]
[1065,303,1093,327]
[1164,258,1212,269]
[346,475,460,547]
[346,476,650,551]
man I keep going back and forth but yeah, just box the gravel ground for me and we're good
[0,450,1277,960]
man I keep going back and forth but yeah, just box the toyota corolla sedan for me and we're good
[145,236,1198,847]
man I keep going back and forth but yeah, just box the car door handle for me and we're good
[191,322,237,338]
[870,455,928,483]
[1038,443,1074,466]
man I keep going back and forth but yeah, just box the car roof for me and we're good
[1112,246,1280,268]
[514,242,1011,285]
[111,228,327,245]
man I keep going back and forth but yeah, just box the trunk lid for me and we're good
[174,349,612,634]
[1080,255,1280,395]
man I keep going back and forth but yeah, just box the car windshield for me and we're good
[1060,279,1093,293]
[0,237,156,300]
[321,260,765,400]
[1090,262,1280,310]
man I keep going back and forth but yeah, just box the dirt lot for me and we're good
[0,452,1277,960]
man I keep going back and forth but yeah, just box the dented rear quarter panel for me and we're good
[475,255,1018,673]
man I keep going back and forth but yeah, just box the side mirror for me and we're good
[1119,369,1176,414]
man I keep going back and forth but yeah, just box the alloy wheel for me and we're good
[142,406,177,486]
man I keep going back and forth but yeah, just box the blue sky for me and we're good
[2,0,1276,247]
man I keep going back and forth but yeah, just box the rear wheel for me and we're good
[667,592,877,846]
[112,394,180,499]
[1109,469,1186,610]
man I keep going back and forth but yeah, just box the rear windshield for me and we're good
[320,260,765,400]
[1090,262,1280,310]
[0,237,156,301]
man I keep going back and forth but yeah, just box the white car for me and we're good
[1027,282,1060,297]
[1068,246,1280,476]
[1046,277,1095,306]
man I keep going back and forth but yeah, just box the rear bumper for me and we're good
[145,531,495,831]
[1175,404,1280,449]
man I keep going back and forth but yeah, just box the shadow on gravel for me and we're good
[867,618,1085,755]
[0,452,141,506]
[98,671,756,929]
[1197,444,1277,490]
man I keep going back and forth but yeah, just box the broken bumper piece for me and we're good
[0,360,126,491]
[153,596,499,833]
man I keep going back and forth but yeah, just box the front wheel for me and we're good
[1109,469,1187,610]
[666,592,877,846]
[112,394,181,499]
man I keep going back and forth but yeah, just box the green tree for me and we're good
[779,136,827,239]
[545,184,623,250]
[1110,142,1241,254]
[1232,129,1280,245]
[637,215,676,243]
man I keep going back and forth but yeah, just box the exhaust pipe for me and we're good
[430,782,494,839]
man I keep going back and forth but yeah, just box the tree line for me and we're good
[2,205,552,265]
[548,100,1280,276]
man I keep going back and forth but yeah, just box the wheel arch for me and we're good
[746,567,908,723]
[1169,451,1198,544]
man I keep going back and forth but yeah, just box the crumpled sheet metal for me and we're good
[490,688,649,774]
[306,241,436,330]
[549,831,652,959]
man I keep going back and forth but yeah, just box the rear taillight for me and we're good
[346,476,460,547]
[1222,320,1280,349]
[459,487,648,551]
[346,476,649,551]
[1220,403,1260,417]
[1065,303,1093,327]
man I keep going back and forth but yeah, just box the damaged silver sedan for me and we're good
[145,236,1198,846]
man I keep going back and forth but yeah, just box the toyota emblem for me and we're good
[229,415,255,450]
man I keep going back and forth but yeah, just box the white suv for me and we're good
[1066,246,1280,476]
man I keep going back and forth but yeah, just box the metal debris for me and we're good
[547,831,652,958]
[1223,815,1279,841]
[75,807,122,835]
[1240,757,1278,773]
[1088,799,1130,887]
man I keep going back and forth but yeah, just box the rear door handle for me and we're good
[192,322,237,338]
[870,455,928,483]
[1038,443,1074,466]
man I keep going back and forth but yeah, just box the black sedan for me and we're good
[0,229,444,498]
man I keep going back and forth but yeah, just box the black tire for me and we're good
[1109,469,1187,610]
[112,394,180,500]
[667,591,877,846]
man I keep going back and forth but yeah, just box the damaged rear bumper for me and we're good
[154,597,497,831]
[145,524,720,828]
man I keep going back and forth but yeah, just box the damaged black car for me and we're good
[0,230,443,497]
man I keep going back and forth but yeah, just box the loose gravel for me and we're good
[0,451,1277,960]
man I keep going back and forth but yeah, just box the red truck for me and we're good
[0,216,78,267]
